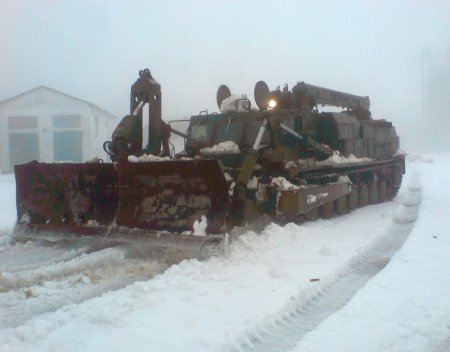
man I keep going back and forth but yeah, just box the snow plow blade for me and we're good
[14,160,229,255]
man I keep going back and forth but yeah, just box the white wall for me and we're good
[0,87,117,172]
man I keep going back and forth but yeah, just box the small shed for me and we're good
[0,86,118,173]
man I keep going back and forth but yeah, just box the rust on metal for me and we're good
[15,161,118,226]
[15,159,228,238]
[115,160,228,234]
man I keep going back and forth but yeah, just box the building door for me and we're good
[53,131,83,162]
[9,132,40,170]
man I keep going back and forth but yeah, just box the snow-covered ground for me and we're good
[0,154,449,352]
[0,174,16,233]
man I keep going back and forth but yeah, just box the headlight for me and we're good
[268,99,277,109]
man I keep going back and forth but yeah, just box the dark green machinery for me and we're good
[182,79,404,225]
[14,69,405,254]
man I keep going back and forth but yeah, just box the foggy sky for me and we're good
[1,0,449,151]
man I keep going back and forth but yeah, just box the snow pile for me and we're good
[177,156,195,161]
[271,177,300,190]
[224,172,234,182]
[317,151,372,166]
[284,159,307,169]
[87,156,102,163]
[285,152,372,169]
[192,216,208,236]
[394,148,406,157]
[307,194,317,204]
[200,141,241,154]
[247,176,258,189]
[220,94,250,112]
[55,160,78,163]
[307,192,328,204]
[128,154,171,162]
[337,175,351,183]
[20,213,31,224]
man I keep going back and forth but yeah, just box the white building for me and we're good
[0,86,118,173]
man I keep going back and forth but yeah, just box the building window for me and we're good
[53,131,83,162]
[9,132,40,169]
[8,116,38,129]
[52,114,83,162]
[52,115,81,128]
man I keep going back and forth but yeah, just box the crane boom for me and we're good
[292,82,370,110]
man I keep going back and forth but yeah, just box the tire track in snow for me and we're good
[0,244,89,274]
[0,236,106,274]
[224,173,422,352]
[0,246,127,291]
[0,241,171,328]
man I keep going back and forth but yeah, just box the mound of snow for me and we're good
[317,151,372,166]
[128,154,171,162]
[200,141,241,154]
[394,148,406,157]
[192,216,208,236]
[271,177,300,191]
[220,94,250,112]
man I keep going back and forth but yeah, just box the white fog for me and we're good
[0,1,449,351]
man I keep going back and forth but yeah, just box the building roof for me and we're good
[0,85,118,120]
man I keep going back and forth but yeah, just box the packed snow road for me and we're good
[0,237,171,329]
[0,154,449,352]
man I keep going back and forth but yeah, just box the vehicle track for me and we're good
[0,239,172,328]
[223,174,421,352]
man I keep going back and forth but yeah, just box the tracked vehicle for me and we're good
[14,69,405,255]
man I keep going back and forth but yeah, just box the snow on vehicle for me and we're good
[14,69,405,255]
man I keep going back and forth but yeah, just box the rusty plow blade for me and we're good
[14,160,229,257]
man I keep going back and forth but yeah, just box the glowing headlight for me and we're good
[268,99,277,109]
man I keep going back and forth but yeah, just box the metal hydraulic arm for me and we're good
[104,69,184,161]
